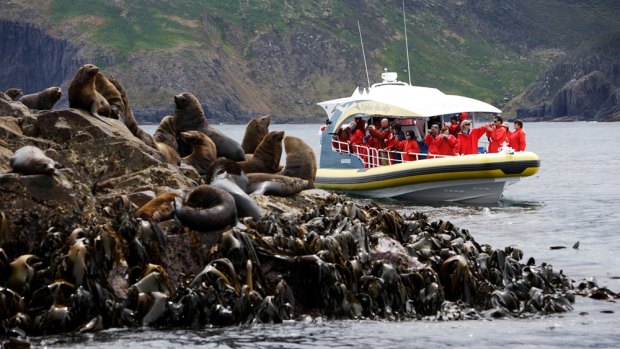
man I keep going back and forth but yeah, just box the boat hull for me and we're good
[314,151,540,204]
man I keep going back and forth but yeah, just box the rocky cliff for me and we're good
[1,1,619,122]
[510,35,620,121]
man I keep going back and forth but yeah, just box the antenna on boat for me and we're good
[358,20,371,88]
[402,0,412,85]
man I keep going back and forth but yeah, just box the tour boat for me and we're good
[314,72,540,204]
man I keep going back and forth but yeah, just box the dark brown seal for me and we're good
[107,76,158,149]
[153,115,178,150]
[173,92,245,161]
[68,64,112,122]
[176,185,237,232]
[237,130,284,174]
[241,115,271,154]
[180,131,217,175]
[95,72,125,120]
[10,145,60,175]
[3,88,22,100]
[19,87,62,110]
[278,136,317,188]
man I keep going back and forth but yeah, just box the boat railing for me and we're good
[330,140,449,168]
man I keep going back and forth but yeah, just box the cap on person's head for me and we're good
[502,122,509,129]
[460,120,471,127]
[355,115,363,119]
[431,124,439,129]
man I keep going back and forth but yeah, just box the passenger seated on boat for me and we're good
[455,119,487,155]
[434,126,457,156]
[424,124,441,158]
[385,122,405,164]
[398,130,421,161]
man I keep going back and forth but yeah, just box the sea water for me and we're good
[35,122,620,348]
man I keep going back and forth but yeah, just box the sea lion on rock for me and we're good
[136,192,180,222]
[153,115,178,150]
[279,136,317,188]
[19,87,62,110]
[176,185,237,232]
[10,145,61,175]
[237,130,284,174]
[156,143,181,166]
[180,131,217,175]
[68,64,113,124]
[241,115,272,154]
[172,92,245,161]
[247,173,308,197]
[95,73,125,119]
[204,159,261,220]
[3,88,22,100]
[108,76,158,149]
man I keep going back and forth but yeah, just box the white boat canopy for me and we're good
[318,78,502,130]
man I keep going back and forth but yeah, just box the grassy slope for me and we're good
[45,0,620,116]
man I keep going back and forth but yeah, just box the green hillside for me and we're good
[2,0,618,120]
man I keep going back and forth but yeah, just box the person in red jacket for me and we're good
[509,119,526,151]
[398,130,421,161]
[368,118,391,148]
[434,126,457,156]
[486,116,509,153]
[448,115,460,137]
[456,119,487,155]
[424,124,441,158]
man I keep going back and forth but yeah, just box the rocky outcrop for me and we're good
[0,21,82,108]
[513,35,620,121]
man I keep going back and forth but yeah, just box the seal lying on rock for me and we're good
[180,131,217,175]
[247,173,308,196]
[173,92,245,161]
[10,145,61,175]
[237,130,284,174]
[176,185,238,232]
[204,158,261,220]
[19,87,62,110]
[241,115,271,154]
[135,192,180,222]
[3,88,23,100]
[153,115,178,150]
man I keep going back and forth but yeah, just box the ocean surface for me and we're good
[35,122,620,348]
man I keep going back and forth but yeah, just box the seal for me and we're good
[153,115,178,150]
[241,115,272,154]
[172,92,245,161]
[19,87,62,110]
[108,76,158,149]
[95,73,125,119]
[204,158,261,220]
[278,136,317,188]
[176,185,238,232]
[10,145,61,175]
[237,130,284,174]
[68,64,113,124]
[156,142,181,166]
[180,131,217,175]
[135,191,180,222]
[3,88,22,100]
[246,173,308,197]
